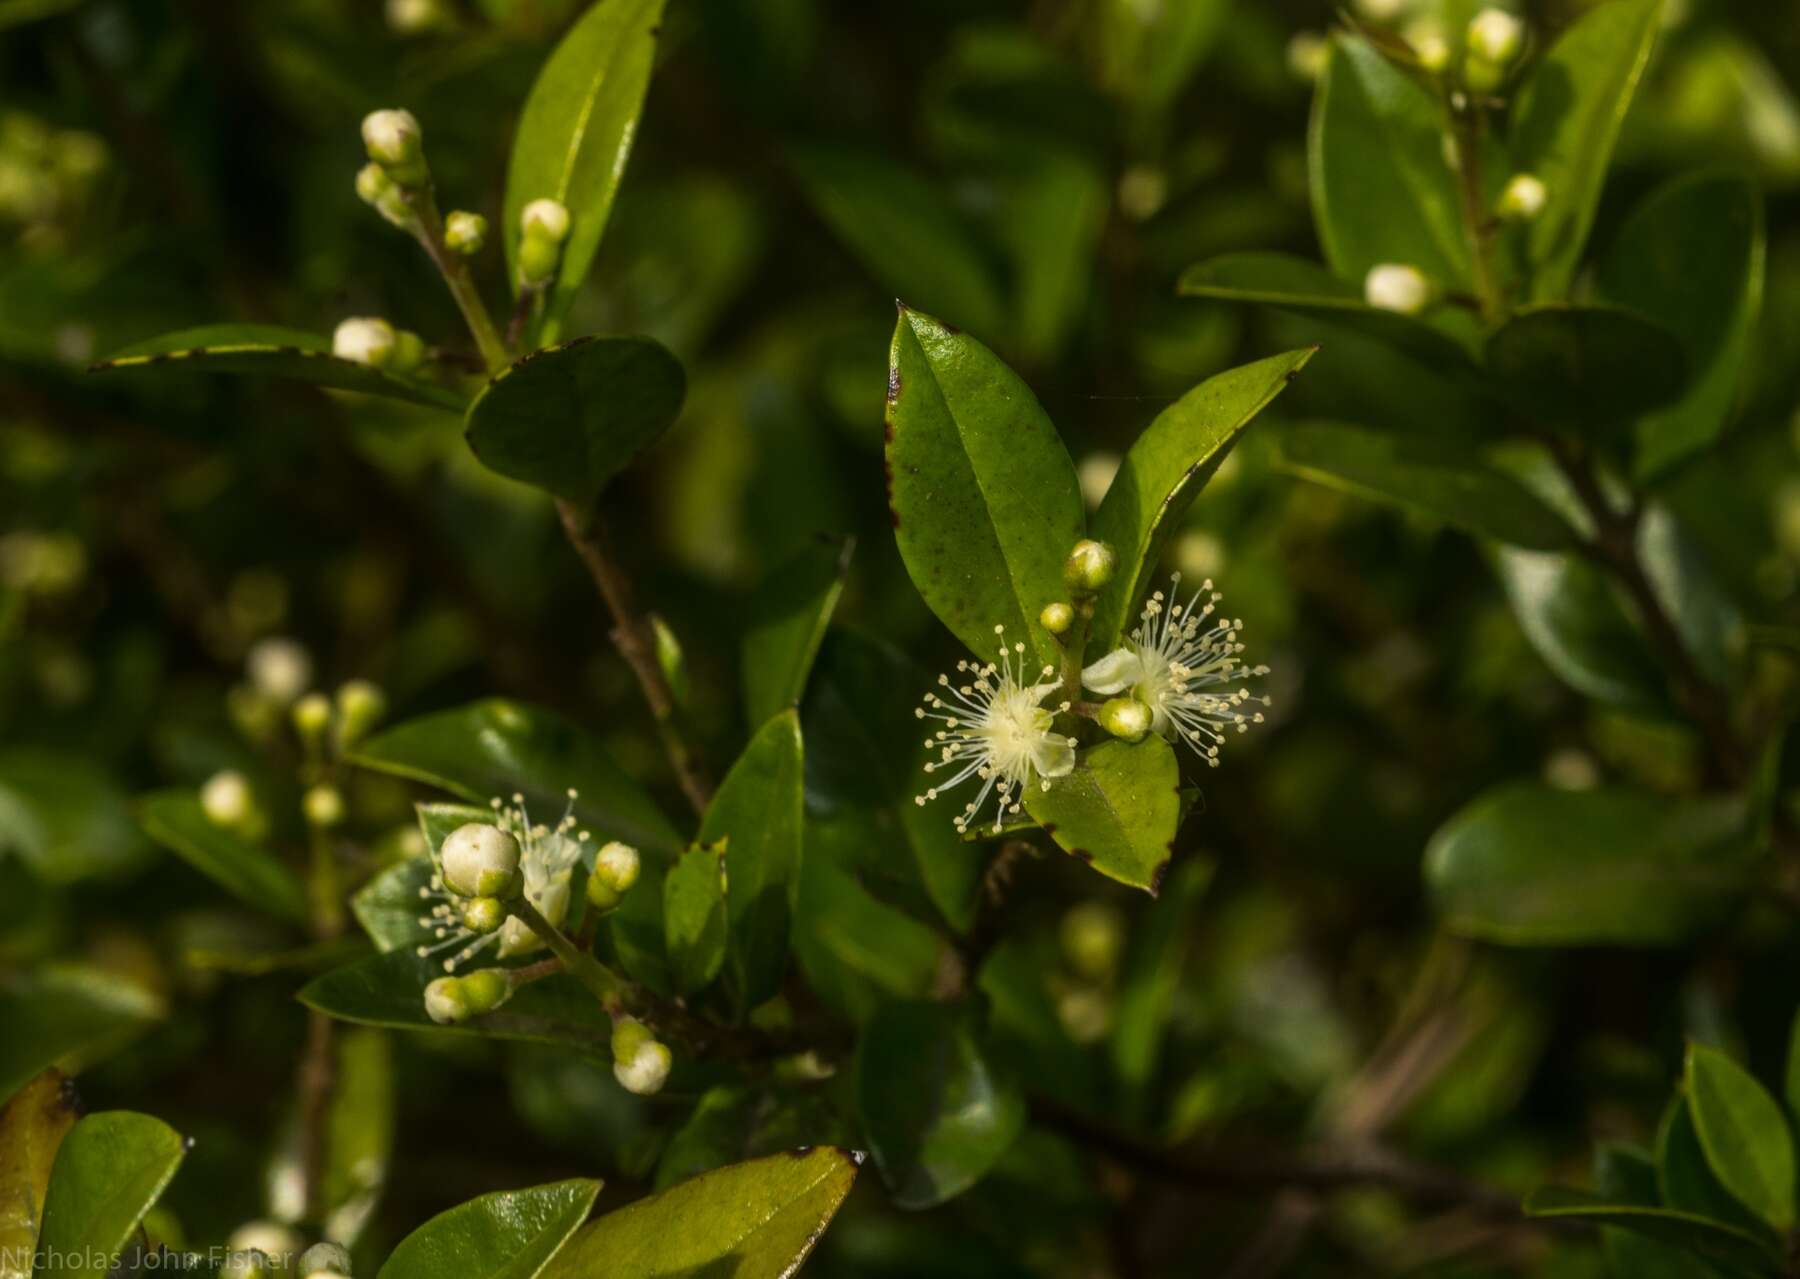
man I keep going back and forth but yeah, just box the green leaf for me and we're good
[1510,0,1664,299]
[378,1178,600,1279]
[855,1000,1025,1209]
[0,967,164,1103]
[1657,1092,1770,1237]
[1309,33,1469,288]
[36,1112,187,1279]
[463,337,686,506]
[885,308,1084,669]
[998,149,1109,359]
[1598,172,1766,481]
[0,1070,79,1268]
[1425,781,1761,946]
[794,848,952,1017]
[541,1148,858,1278]
[1276,422,1577,551]
[1523,1186,1780,1274]
[350,699,681,856]
[663,840,728,997]
[1023,737,1181,894]
[0,750,147,885]
[503,0,665,339]
[1484,304,1688,429]
[90,325,466,411]
[791,144,1007,338]
[653,1085,848,1192]
[298,950,612,1054]
[1685,1042,1797,1232]
[320,1028,395,1246]
[741,536,854,729]
[139,790,308,925]
[1177,252,1478,371]
[1493,548,1665,709]
[698,710,804,1010]
[1087,348,1315,648]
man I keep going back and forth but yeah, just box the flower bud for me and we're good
[1466,8,1525,66]
[520,198,571,244]
[387,0,448,35]
[227,1224,301,1272]
[1285,31,1328,83]
[440,822,521,898]
[444,210,487,255]
[423,975,470,1024]
[614,1037,671,1096]
[461,895,505,934]
[1404,21,1451,72]
[354,162,393,207]
[303,784,345,829]
[361,109,426,185]
[1060,901,1126,981]
[1497,172,1547,222]
[292,692,332,743]
[389,329,427,375]
[517,238,560,288]
[1039,602,1075,636]
[459,966,512,1015]
[247,636,313,705]
[1363,263,1434,315]
[298,1243,351,1279]
[1098,697,1153,743]
[587,840,640,912]
[332,317,397,369]
[201,770,255,830]
[611,1014,654,1062]
[1062,540,1116,594]
[335,679,386,747]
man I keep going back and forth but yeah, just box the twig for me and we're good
[402,188,509,372]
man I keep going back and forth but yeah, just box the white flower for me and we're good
[614,1039,672,1095]
[1363,263,1433,315]
[915,626,1076,834]
[1081,574,1269,767]
[416,792,591,971]
[332,317,396,368]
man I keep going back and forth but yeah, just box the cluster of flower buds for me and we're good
[423,966,515,1025]
[611,1015,672,1096]
[517,197,571,289]
[331,316,426,373]
[444,210,487,256]
[361,108,427,189]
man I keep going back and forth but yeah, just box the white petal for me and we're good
[1033,734,1077,779]
[1081,648,1142,694]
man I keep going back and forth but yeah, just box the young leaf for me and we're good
[698,710,803,1010]
[1510,0,1664,299]
[377,1178,600,1279]
[1087,348,1315,648]
[350,699,682,856]
[541,1148,859,1278]
[0,967,164,1103]
[741,535,854,729]
[1656,1092,1770,1236]
[1493,548,1666,710]
[1523,1186,1781,1274]
[1308,33,1469,288]
[503,0,665,338]
[139,790,308,925]
[1598,172,1766,481]
[1484,304,1687,430]
[1276,422,1577,551]
[1425,782,1760,946]
[0,1069,79,1269]
[855,1000,1025,1209]
[791,144,1007,338]
[885,307,1084,669]
[36,1112,187,1279]
[1023,736,1181,894]
[663,840,728,997]
[1685,1042,1798,1232]
[90,325,466,411]
[463,337,686,507]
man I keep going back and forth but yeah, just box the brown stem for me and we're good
[555,497,713,816]
[295,1008,335,1221]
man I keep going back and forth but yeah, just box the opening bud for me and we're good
[444,210,487,256]
[614,1037,672,1096]
[332,317,397,369]
[461,896,505,934]
[303,784,345,829]
[588,841,640,913]
[520,198,571,244]
[1363,263,1434,315]
[298,1243,352,1279]
[291,692,332,743]
[423,975,470,1024]
[1466,8,1525,66]
[1098,697,1153,743]
[1040,601,1075,636]
[1497,172,1547,222]
[611,1014,654,1062]
[440,822,521,898]
[1063,539,1117,594]
[361,109,426,185]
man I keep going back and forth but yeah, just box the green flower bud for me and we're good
[332,317,397,368]
[335,678,387,747]
[461,896,505,934]
[594,840,640,892]
[1060,901,1126,982]
[517,233,561,288]
[291,692,332,743]
[303,784,345,829]
[353,162,393,208]
[1098,697,1153,743]
[611,1014,654,1063]
[1466,8,1524,66]
[423,975,469,1024]
[440,822,521,898]
[1496,172,1547,222]
[1040,601,1075,636]
[389,329,427,375]
[613,1037,671,1096]
[298,1242,352,1279]
[520,197,571,243]
[459,966,512,1015]
[1062,539,1116,594]
[361,108,426,186]
[444,210,487,255]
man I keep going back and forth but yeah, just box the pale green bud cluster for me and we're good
[444,210,487,256]
[361,108,427,187]
[440,822,522,898]
[586,840,641,913]
[423,968,513,1024]
[611,1016,672,1095]
[518,197,571,288]
[1063,539,1116,595]
[354,163,412,229]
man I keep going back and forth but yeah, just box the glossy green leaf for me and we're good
[1685,1042,1797,1232]
[298,950,612,1054]
[541,1148,858,1278]
[0,967,164,1103]
[791,144,1006,338]
[350,699,681,856]
[139,790,308,925]
[0,1070,79,1270]
[1657,1091,1769,1237]
[463,337,686,506]
[653,1085,848,1193]
[1087,347,1315,647]
[36,1112,187,1279]
[1309,33,1468,287]
[1024,737,1181,893]
[1493,548,1665,709]
[741,536,854,729]
[1425,781,1760,945]
[321,1028,395,1245]
[378,1178,600,1279]
[1598,172,1766,480]
[1593,1145,1700,1279]
[503,0,665,337]
[1511,0,1664,299]
[90,325,466,411]
[885,307,1083,669]
[0,750,147,885]
[698,710,803,1010]
[1638,504,1741,687]
[1484,304,1687,429]
[1277,422,1577,551]
[794,849,952,1019]
[855,1000,1024,1209]
[1523,1186,1779,1274]
[663,840,728,997]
